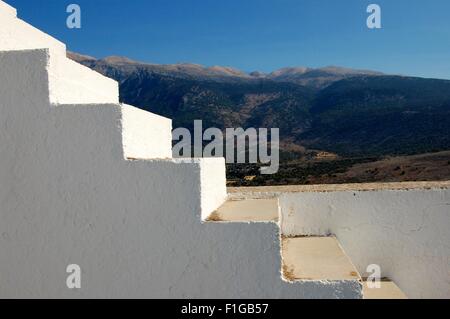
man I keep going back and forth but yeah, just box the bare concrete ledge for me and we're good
[228,181,450,199]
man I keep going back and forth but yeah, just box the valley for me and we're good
[227,151,450,186]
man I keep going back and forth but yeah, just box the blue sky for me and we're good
[6,0,450,79]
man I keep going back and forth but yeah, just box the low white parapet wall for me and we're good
[273,182,450,299]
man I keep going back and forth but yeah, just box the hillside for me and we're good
[69,52,450,184]
[302,76,450,156]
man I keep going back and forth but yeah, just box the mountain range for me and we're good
[69,52,450,159]
[68,52,383,88]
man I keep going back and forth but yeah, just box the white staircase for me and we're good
[209,182,450,298]
[1,1,448,299]
[206,189,411,299]
[0,0,15,18]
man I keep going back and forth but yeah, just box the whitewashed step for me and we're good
[48,53,119,105]
[363,280,407,299]
[122,104,172,160]
[0,5,66,55]
[281,236,361,282]
[205,197,279,222]
[0,1,118,105]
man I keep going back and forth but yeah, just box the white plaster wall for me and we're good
[200,157,227,221]
[279,188,450,298]
[0,48,361,298]
[0,4,118,105]
[122,104,172,160]
[0,8,66,55]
